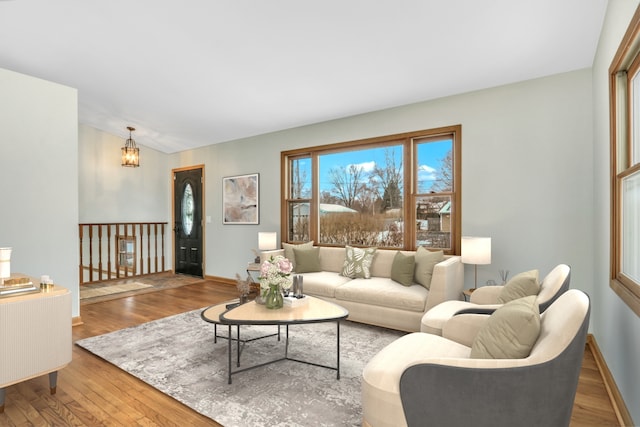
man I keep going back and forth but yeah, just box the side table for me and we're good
[463,288,475,302]
[0,282,71,413]
[246,262,261,282]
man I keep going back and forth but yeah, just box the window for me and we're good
[182,183,194,236]
[281,126,461,253]
[610,6,640,315]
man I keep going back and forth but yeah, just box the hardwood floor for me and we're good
[0,277,622,426]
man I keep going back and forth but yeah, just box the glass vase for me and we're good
[255,288,267,305]
[265,284,283,309]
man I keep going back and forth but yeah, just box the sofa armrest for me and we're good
[260,249,285,264]
[425,256,464,312]
[469,285,502,304]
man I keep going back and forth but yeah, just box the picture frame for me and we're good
[223,173,259,224]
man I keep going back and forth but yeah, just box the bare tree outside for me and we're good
[429,149,453,193]
[291,157,311,199]
[328,164,365,209]
[372,148,403,211]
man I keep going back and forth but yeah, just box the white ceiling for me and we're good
[0,0,608,153]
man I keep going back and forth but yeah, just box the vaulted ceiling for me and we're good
[0,0,608,153]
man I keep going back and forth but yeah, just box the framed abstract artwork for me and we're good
[222,173,259,224]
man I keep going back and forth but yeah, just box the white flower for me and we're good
[259,255,293,291]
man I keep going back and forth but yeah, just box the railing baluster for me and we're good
[138,223,143,276]
[107,225,112,280]
[98,225,103,282]
[78,221,168,285]
[161,223,165,272]
[78,225,84,286]
[89,225,94,283]
[154,223,159,273]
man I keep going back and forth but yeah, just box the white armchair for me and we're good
[421,264,570,335]
[362,289,590,427]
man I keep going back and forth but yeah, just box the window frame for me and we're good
[609,6,640,316]
[280,125,461,254]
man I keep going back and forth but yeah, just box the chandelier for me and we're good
[121,126,140,167]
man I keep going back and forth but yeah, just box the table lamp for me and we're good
[258,232,279,263]
[0,247,12,281]
[461,237,491,290]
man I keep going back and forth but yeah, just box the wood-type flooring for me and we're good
[0,275,624,426]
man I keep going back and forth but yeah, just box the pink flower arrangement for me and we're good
[259,255,293,292]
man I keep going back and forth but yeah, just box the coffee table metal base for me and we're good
[214,323,281,367]
[226,321,342,384]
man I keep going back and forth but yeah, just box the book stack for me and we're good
[0,276,38,297]
[283,295,308,307]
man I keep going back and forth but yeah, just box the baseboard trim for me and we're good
[72,316,83,326]
[204,275,235,286]
[587,334,634,426]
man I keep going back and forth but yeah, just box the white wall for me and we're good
[0,68,80,317]
[78,124,170,224]
[593,0,640,422]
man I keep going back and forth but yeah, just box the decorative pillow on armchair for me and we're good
[497,269,540,303]
[470,296,541,359]
[341,246,377,279]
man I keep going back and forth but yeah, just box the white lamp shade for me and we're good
[0,247,12,279]
[461,237,491,265]
[258,232,278,251]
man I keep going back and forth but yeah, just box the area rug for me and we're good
[76,308,405,427]
[80,282,153,299]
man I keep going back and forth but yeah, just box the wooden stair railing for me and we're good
[78,222,168,285]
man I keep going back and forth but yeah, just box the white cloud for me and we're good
[349,161,376,173]
[418,164,437,180]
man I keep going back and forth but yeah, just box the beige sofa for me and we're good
[270,246,464,332]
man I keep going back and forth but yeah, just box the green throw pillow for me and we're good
[293,246,321,273]
[414,247,444,290]
[282,241,314,271]
[470,296,541,359]
[341,246,377,279]
[391,251,415,286]
[497,270,540,303]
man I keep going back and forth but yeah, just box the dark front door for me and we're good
[174,167,204,277]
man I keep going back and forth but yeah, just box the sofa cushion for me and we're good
[341,246,377,279]
[391,251,415,286]
[293,246,321,273]
[470,296,541,359]
[497,270,540,303]
[282,241,314,271]
[414,247,444,290]
[335,277,428,312]
[297,271,352,298]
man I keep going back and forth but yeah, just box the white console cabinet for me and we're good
[0,283,72,413]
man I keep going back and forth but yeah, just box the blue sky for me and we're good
[316,141,451,193]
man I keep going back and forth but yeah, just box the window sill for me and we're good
[610,279,640,317]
